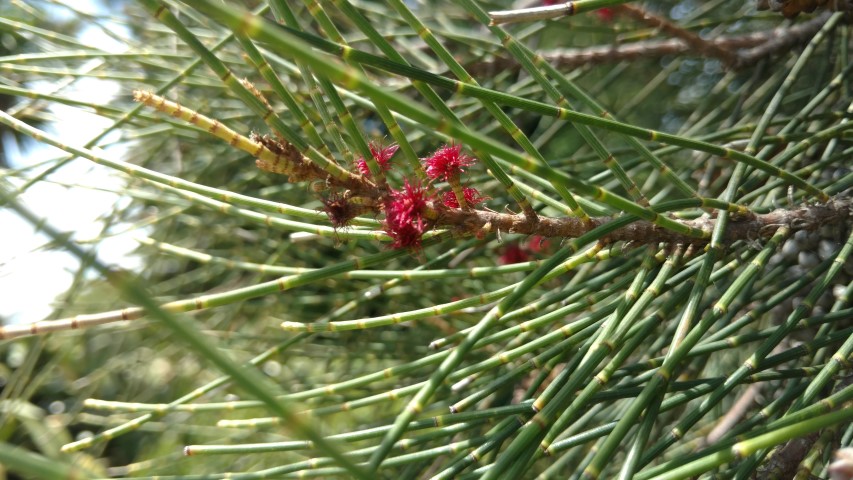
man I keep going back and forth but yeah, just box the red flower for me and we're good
[596,7,615,22]
[500,243,530,265]
[356,142,399,177]
[423,144,475,182]
[442,187,489,208]
[528,235,550,253]
[384,179,432,249]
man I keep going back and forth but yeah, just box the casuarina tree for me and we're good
[1,1,852,478]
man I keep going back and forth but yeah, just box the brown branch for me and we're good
[755,431,822,479]
[433,196,851,246]
[734,11,833,67]
[756,0,853,18]
[466,13,830,74]
[134,92,850,248]
[617,4,739,67]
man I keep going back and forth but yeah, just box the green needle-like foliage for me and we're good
[0,1,851,479]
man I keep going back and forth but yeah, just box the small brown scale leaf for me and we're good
[320,194,377,229]
[251,133,314,183]
[321,194,358,229]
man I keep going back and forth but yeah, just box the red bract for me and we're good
[423,144,475,181]
[384,179,432,249]
[442,187,489,209]
[356,142,399,177]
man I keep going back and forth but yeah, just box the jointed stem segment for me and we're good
[132,90,372,195]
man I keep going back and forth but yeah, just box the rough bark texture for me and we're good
[434,196,852,246]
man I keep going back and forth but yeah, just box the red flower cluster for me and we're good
[423,144,475,182]
[383,179,432,249]
[442,187,489,209]
[356,142,399,177]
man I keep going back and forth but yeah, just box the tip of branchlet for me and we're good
[423,144,476,182]
[131,89,148,102]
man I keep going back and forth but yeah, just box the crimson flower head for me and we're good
[356,142,399,177]
[442,187,489,209]
[423,144,475,182]
[384,179,433,250]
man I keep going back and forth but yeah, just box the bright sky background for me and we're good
[0,1,144,324]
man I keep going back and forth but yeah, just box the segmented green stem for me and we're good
[581,226,790,476]
[305,0,421,183]
[431,259,634,350]
[61,336,306,452]
[232,34,330,157]
[184,0,805,239]
[146,178,385,240]
[8,9,265,198]
[0,190,372,480]
[640,227,853,468]
[394,0,593,219]
[459,0,655,206]
[648,407,853,480]
[0,217,448,339]
[489,246,683,479]
[215,11,829,202]
[138,0,358,185]
[0,90,357,227]
[137,236,542,278]
[282,243,615,332]
[636,381,853,479]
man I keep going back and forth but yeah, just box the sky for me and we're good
[0,1,144,324]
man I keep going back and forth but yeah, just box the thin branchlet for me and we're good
[133,90,852,249]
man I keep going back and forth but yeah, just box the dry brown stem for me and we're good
[618,4,739,67]
[434,196,851,245]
